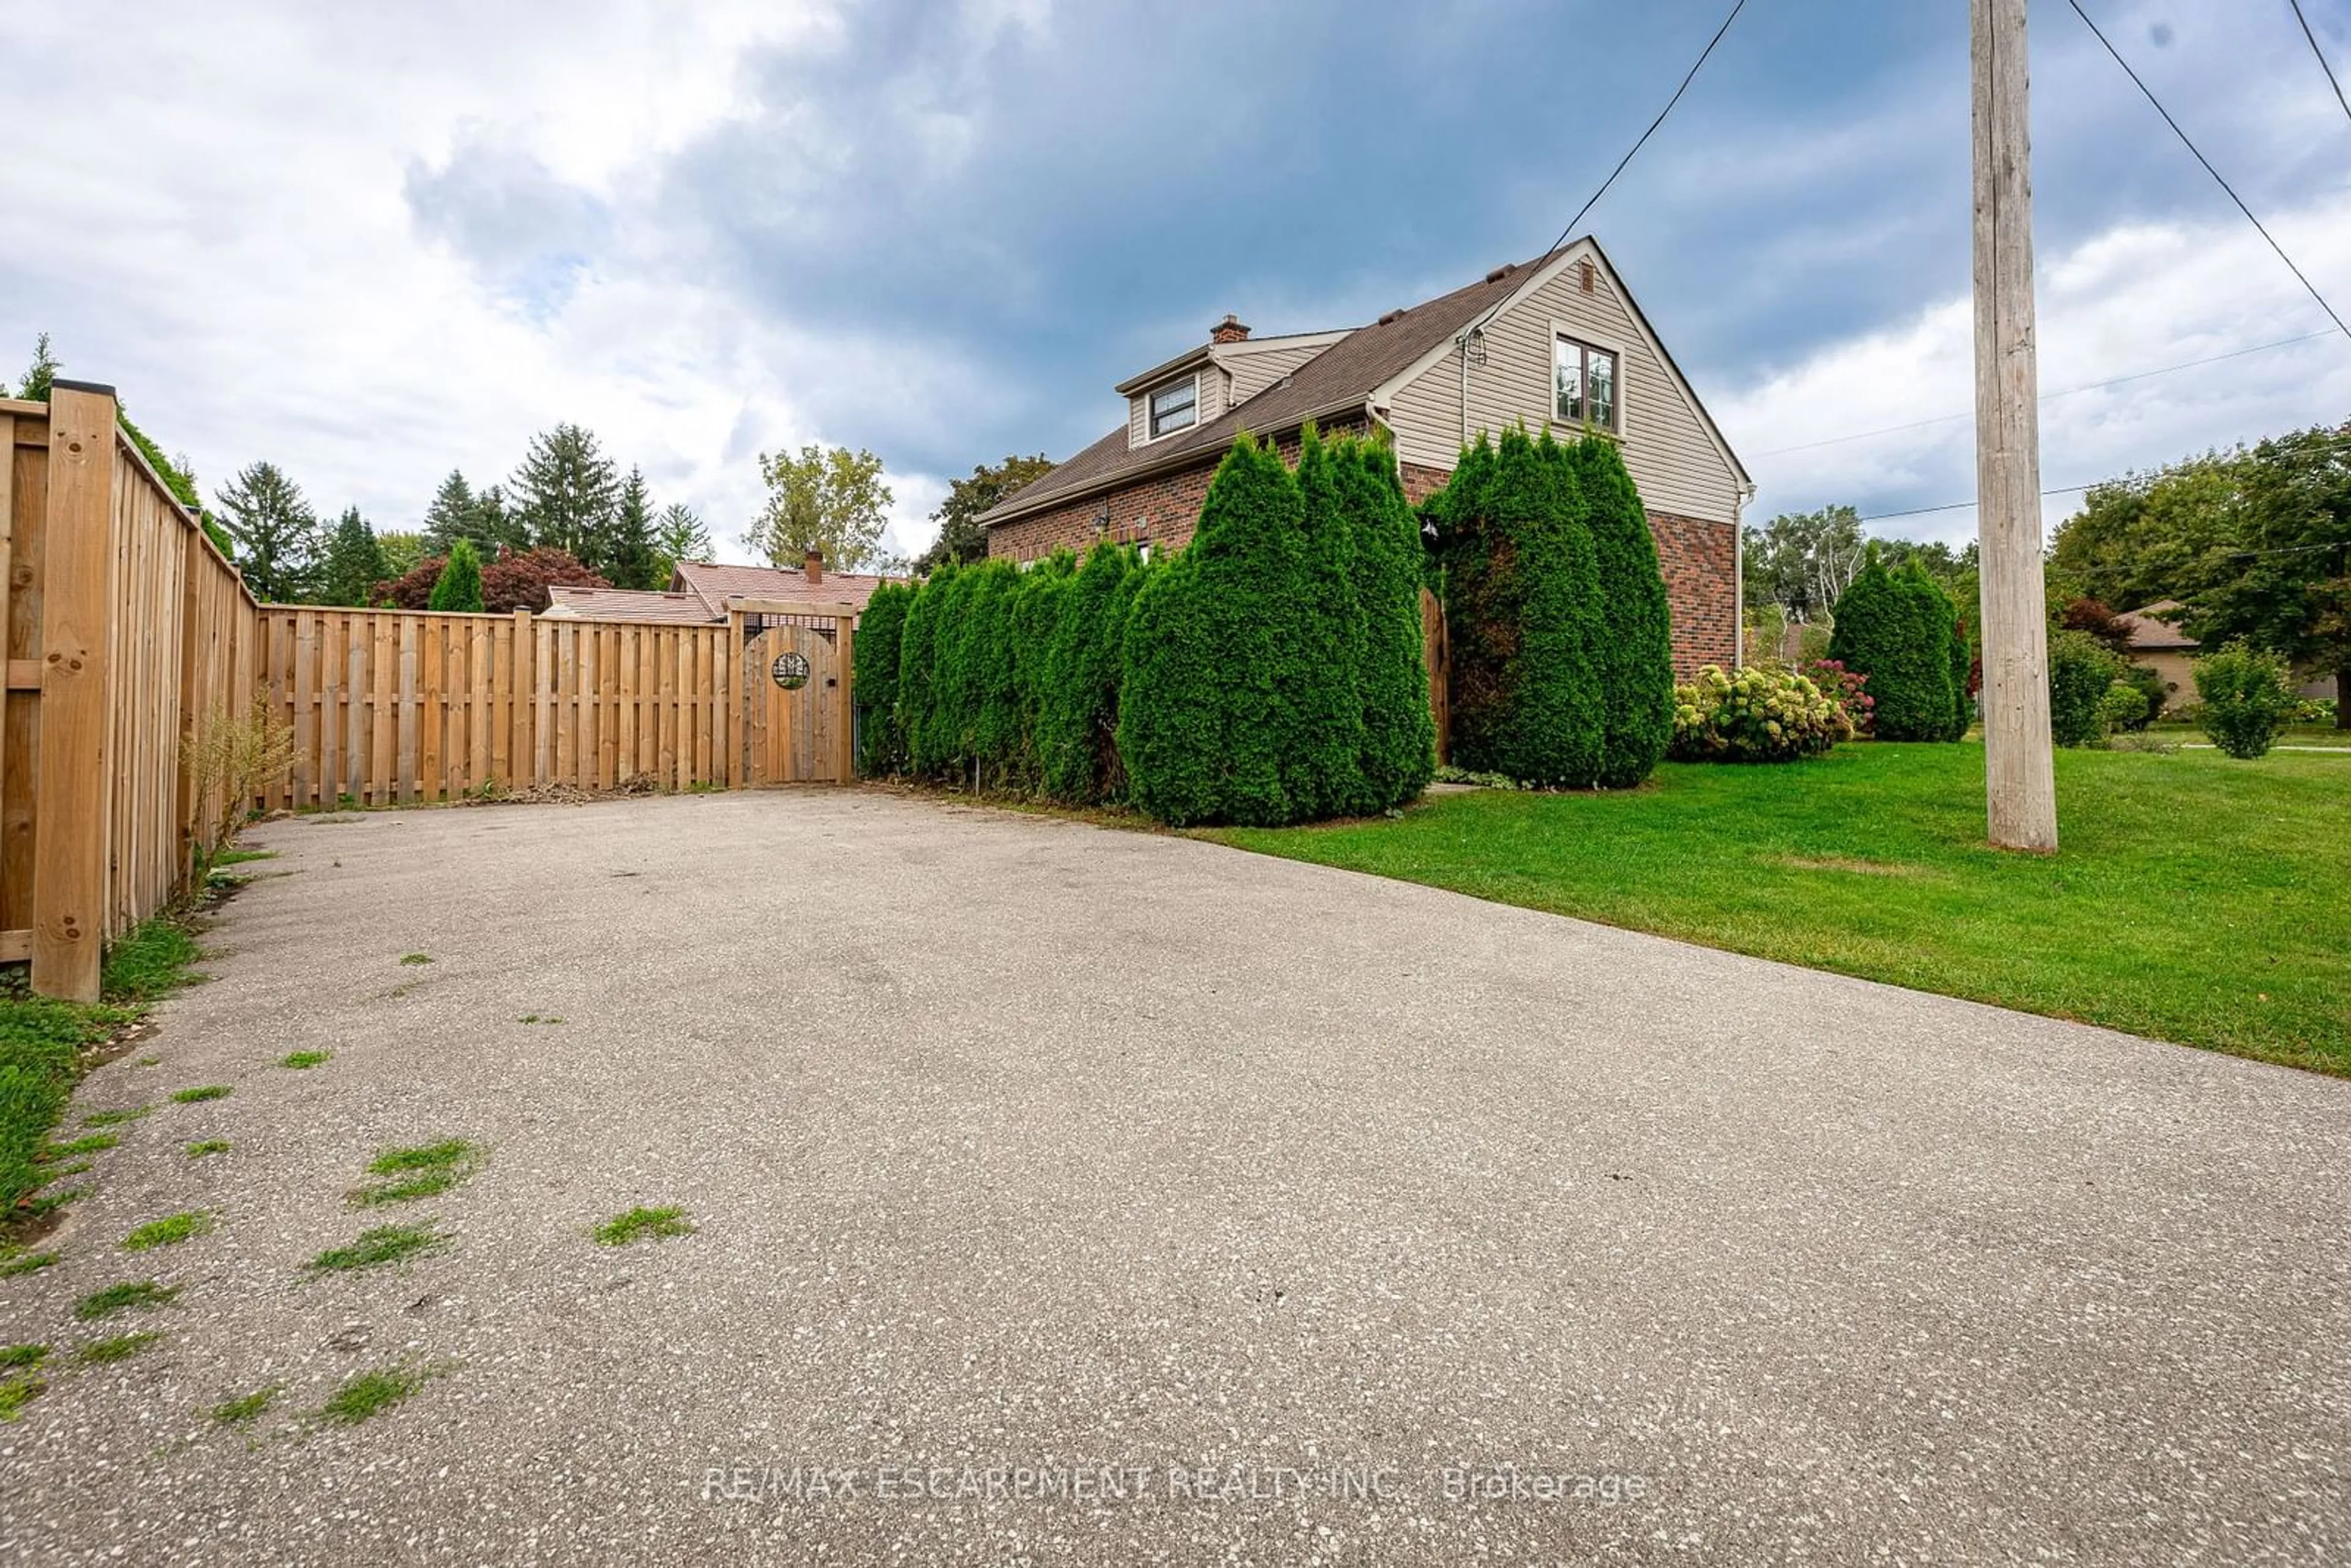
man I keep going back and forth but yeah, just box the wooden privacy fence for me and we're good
[255,609,737,808]
[256,600,858,807]
[3,384,262,1001]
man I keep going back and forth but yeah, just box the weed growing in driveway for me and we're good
[171,1086,232,1104]
[44,1133,118,1159]
[306,1223,448,1274]
[40,1158,92,1180]
[74,1281,180,1319]
[0,1343,44,1367]
[317,1360,441,1425]
[73,1331,162,1365]
[0,1370,44,1420]
[27,1186,89,1218]
[122,1211,214,1251]
[516,1015,564,1025]
[211,848,277,867]
[211,1384,280,1426]
[593,1206,694,1247]
[279,1051,332,1070]
[186,1139,230,1158]
[82,1106,152,1128]
[136,1056,160,1067]
[351,1139,482,1207]
[399,953,432,967]
[0,1250,58,1278]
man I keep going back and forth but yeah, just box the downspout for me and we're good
[1733,480,1757,669]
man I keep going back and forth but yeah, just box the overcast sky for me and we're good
[4,1,2348,564]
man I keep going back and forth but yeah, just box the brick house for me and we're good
[980,238,1755,674]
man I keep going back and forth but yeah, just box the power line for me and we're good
[1462,0,1751,342]
[1751,328,2345,457]
[2068,0,2351,340]
[2289,0,2351,127]
[1857,483,2095,526]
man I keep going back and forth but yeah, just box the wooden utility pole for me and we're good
[1971,0,2059,852]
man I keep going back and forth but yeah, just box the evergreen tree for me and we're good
[606,468,662,590]
[900,563,961,776]
[1428,428,1605,786]
[421,470,481,555]
[214,461,321,602]
[1119,435,1300,826]
[474,483,527,553]
[1570,435,1675,787]
[1038,542,1139,804]
[509,424,620,565]
[1828,552,1959,741]
[853,582,913,774]
[429,538,486,613]
[1335,438,1437,808]
[15,332,57,401]
[1284,426,1370,817]
[653,502,712,580]
[317,506,387,607]
[1005,553,1077,789]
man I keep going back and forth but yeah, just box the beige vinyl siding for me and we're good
[1382,255,1741,523]
[1128,369,1219,449]
[1220,339,1341,406]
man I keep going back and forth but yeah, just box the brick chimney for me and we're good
[1210,312,1251,344]
[803,547,823,585]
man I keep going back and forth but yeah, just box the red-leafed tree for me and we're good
[372,547,609,613]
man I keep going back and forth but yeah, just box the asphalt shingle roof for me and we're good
[983,257,1546,525]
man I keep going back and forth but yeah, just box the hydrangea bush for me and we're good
[1669,665,1854,763]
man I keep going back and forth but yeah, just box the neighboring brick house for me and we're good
[541,551,892,623]
[980,238,1755,675]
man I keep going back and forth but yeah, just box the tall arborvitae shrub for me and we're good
[429,538,485,613]
[1429,427,1605,786]
[1570,437,1674,787]
[1284,426,1369,817]
[1119,435,1299,826]
[1005,553,1076,787]
[853,581,912,775]
[1038,542,1139,804]
[1828,553,1959,741]
[900,561,959,775]
[1946,601,1975,740]
[948,560,1020,782]
[1335,438,1436,808]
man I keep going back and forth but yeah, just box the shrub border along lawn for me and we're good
[1205,741,2351,1078]
[2,918,204,1229]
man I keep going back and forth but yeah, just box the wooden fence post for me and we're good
[31,383,118,1001]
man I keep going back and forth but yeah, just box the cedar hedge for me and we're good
[1828,552,1967,742]
[869,426,1436,826]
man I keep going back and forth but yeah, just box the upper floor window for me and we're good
[1554,336,1619,431]
[1148,376,1198,439]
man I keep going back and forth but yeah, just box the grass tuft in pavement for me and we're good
[593,1206,694,1247]
[0,1370,44,1420]
[0,1250,59,1278]
[305,1223,448,1274]
[186,1139,230,1158]
[121,1211,214,1251]
[81,1105,151,1128]
[171,1085,231,1104]
[0,1343,45,1368]
[317,1361,441,1425]
[211,1383,280,1426]
[398,953,432,966]
[279,1050,332,1070]
[72,1330,160,1365]
[74,1281,180,1319]
[43,1133,118,1159]
[350,1139,483,1207]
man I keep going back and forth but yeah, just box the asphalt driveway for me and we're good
[2,787,2345,1564]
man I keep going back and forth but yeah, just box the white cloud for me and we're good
[0,0,950,567]
[1718,192,2351,544]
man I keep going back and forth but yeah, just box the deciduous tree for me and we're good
[914,454,1055,573]
[749,444,896,573]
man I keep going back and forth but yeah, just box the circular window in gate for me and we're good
[770,650,811,690]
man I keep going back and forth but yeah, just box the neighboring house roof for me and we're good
[981,238,1751,528]
[542,585,719,623]
[668,560,891,617]
[2116,600,2199,651]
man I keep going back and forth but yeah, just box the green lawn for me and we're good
[1208,742,2350,1076]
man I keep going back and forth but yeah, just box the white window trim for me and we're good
[1142,372,1202,444]
[1548,321,1629,441]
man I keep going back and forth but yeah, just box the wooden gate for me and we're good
[730,601,855,785]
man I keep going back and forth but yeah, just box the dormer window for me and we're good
[1147,376,1198,439]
